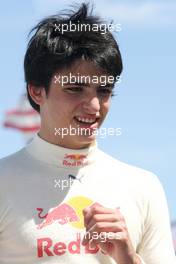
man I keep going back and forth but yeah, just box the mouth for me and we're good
[74,116,100,128]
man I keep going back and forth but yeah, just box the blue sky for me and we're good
[0,0,176,221]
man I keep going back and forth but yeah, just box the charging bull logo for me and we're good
[36,197,103,258]
[37,203,79,229]
[36,196,94,230]
[63,153,88,167]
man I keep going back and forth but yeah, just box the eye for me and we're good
[64,87,83,93]
[97,87,113,97]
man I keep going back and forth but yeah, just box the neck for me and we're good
[38,130,96,150]
[26,133,98,169]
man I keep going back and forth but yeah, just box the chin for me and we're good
[73,135,96,148]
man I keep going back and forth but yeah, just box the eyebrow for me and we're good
[64,82,89,86]
[63,82,115,88]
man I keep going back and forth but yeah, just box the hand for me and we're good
[82,203,141,264]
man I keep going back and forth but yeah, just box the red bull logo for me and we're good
[63,153,88,167]
[36,196,104,258]
[36,196,94,230]
[37,233,100,257]
[37,203,79,229]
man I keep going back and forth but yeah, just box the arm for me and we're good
[137,174,176,264]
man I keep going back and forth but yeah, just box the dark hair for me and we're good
[24,2,123,112]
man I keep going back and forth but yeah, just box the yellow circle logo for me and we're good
[67,196,93,229]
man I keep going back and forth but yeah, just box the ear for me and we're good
[28,85,46,106]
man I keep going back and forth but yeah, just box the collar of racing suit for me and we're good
[25,133,98,169]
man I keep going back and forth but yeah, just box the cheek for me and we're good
[102,100,111,114]
[47,97,80,120]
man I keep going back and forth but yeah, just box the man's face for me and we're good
[39,59,114,149]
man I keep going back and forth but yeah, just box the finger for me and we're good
[82,222,125,245]
[86,213,121,231]
[82,231,107,245]
[83,231,126,255]
[92,232,126,244]
[102,231,126,241]
[82,203,101,217]
[89,238,99,249]
[83,205,121,226]
[83,205,118,217]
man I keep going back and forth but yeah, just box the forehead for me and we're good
[56,58,107,77]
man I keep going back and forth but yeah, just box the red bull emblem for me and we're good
[63,153,88,167]
[36,196,105,258]
[37,233,100,257]
[37,203,79,229]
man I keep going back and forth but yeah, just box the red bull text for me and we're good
[63,154,88,167]
[37,233,100,257]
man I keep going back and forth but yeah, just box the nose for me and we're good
[82,96,100,114]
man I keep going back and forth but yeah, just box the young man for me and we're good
[0,3,175,264]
